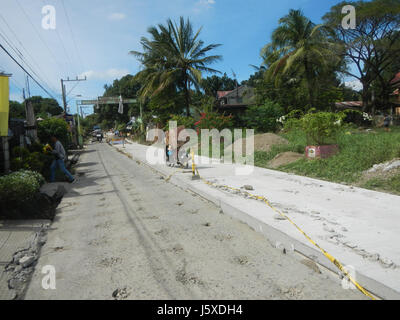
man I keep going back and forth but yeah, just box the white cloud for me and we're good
[194,0,216,13]
[108,13,126,21]
[345,80,363,92]
[79,69,130,80]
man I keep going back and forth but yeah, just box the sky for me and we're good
[0,0,357,115]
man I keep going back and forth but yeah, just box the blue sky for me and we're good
[0,0,355,114]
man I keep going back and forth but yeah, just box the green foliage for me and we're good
[0,170,45,203]
[11,146,30,159]
[195,112,234,131]
[37,118,69,148]
[323,0,400,112]
[10,144,53,177]
[286,111,345,145]
[258,127,400,184]
[9,101,25,119]
[165,115,196,130]
[243,101,284,132]
[262,9,341,109]
[363,174,400,195]
[96,74,141,127]
[131,16,222,116]
[25,96,63,116]
[201,73,236,97]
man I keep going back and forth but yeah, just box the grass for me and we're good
[362,173,400,195]
[255,126,400,184]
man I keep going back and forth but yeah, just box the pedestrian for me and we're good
[50,135,75,183]
[383,114,391,132]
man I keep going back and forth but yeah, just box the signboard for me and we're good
[78,97,137,105]
[0,74,11,136]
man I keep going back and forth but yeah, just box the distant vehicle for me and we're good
[96,132,103,142]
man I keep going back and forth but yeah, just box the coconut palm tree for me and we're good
[130,17,222,116]
[262,9,339,108]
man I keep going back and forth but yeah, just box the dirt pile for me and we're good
[229,133,288,153]
[268,152,304,168]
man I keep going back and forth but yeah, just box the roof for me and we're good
[391,72,400,85]
[335,101,363,109]
[217,91,233,98]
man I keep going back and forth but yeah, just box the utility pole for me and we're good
[24,77,38,142]
[61,76,87,113]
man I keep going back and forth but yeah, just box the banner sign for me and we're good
[0,74,11,137]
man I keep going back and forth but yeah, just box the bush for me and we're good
[301,112,345,145]
[284,111,345,145]
[10,145,52,174]
[194,112,233,131]
[38,118,69,148]
[0,170,45,203]
[165,115,197,130]
[243,101,284,133]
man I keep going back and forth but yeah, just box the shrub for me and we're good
[194,112,233,131]
[12,146,30,159]
[300,112,345,145]
[0,170,45,203]
[165,115,196,130]
[10,145,50,174]
[243,101,284,133]
[37,118,69,148]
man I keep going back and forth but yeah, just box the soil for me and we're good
[268,152,304,168]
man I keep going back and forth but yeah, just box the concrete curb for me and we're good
[112,144,400,300]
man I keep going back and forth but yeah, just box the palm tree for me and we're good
[130,17,222,116]
[262,9,338,108]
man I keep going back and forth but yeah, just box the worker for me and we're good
[49,135,75,183]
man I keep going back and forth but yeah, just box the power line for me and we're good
[60,0,85,73]
[0,42,57,100]
[0,14,61,96]
[0,29,50,90]
[0,14,56,90]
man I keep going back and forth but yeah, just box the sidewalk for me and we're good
[114,141,400,300]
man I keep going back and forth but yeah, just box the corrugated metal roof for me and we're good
[217,91,232,98]
[391,72,400,85]
[335,101,363,108]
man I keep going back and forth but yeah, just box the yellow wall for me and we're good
[0,75,10,136]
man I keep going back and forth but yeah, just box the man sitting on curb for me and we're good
[50,135,76,183]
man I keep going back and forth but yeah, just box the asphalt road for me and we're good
[24,142,366,300]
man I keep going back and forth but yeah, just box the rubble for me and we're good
[4,224,49,300]
[367,159,400,173]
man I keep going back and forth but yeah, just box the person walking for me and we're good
[384,114,391,132]
[50,135,75,183]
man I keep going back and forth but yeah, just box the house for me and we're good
[216,85,256,113]
[390,71,400,116]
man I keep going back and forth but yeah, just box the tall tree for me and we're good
[262,9,340,109]
[95,74,142,128]
[201,73,236,97]
[25,96,63,117]
[323,0,400,112]
[130,17,222,116]
[9,100,25,119]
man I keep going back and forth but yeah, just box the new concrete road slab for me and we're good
[112,140,400,300]
[24,143,365,300]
